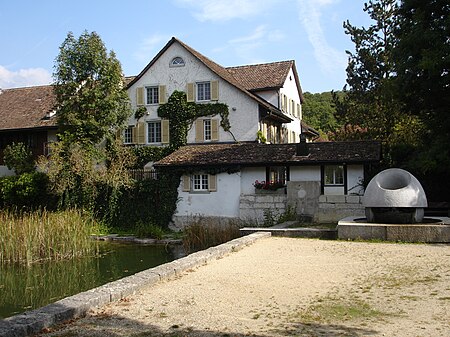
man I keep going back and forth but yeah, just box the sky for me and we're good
[0,0,372,93]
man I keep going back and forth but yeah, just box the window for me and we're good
[124,126,133,144]
[146,86,159,105]
[193,174,209,191]
[170,57,185,67]
[147,121,161,143]
[325,165,344,185]
[203,120,211,141]
[197,82,211,101]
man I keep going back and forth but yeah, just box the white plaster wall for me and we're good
[290,166,321,181]
[280,68,302,142]
[127,41,259,143]
[347,164,364,195]
[0,166,15,176]
[324,186,345,195]
[240,167,266,195]
[175,171,241,218]
[255,89,279,107]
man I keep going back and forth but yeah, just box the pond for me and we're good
[0,241,181,319]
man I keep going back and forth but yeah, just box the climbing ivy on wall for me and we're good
[157,90,230,151]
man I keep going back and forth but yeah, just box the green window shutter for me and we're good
[281,94,285,111]
[208,174,217,192]
[187,83,195,102]
[211,80,219,101]
[195,119,203,142]
[136,87,144,106]
[297,103,301,118]
[136,122,146,144]
[182,175,191,192]
[211,119,219,141]
[159,85,166,104]
[161,119,170,144]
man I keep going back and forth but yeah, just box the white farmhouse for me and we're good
[124,37,317,146]
[155,140,381,226]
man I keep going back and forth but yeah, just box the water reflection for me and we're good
[0,242,178,319]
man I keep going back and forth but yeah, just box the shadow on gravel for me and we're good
[36,314,379,337]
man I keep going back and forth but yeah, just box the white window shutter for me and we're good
[211,80,219,101]
[187,83,195,102]
[136,87,144,106]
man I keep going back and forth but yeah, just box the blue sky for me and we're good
[0,0,372,93]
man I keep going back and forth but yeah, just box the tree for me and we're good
[53,31,131,145]
[42,31,134,215]
[333,0,417,150]
[3,142,34,175]
[302,91,342,138]
[394,0,450,172]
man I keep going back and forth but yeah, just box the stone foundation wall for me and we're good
[239,194,287,225]
[316,195,364,223]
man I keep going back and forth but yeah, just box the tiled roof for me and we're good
[154,141,382,168]
[227,61,293,91]
[227,61,305,103]
[127,37,293,123]
[0,85,57,130]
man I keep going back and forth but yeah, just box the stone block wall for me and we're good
[316,195,365,223]
[239,194,287,225]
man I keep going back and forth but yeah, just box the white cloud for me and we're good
[175,0,280,22]
[217,25,285,64]
[0,65,52,89]
[296,0,347,75]
[134,34,169,63]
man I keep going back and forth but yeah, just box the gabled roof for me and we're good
[154,141,382,168]
[227,61,305,103]
[0,85,57,131]
[126,37,293,123]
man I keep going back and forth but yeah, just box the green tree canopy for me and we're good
[394,0,450,172]
[53,31,131,145]
[302,91,342,138]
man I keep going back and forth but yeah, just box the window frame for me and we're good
[203,119,212,141]
[145,86,159,105]
[124,126,133,144]
[192,174,209,191]
[170,57,185,67]
[147,121,162,144]
[196,81,211,101]
[324,165,344,186]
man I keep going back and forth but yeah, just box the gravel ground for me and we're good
[41,237,450,337]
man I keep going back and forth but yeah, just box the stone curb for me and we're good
[0,232,271,337]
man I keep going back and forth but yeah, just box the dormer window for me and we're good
[170,57,185,67]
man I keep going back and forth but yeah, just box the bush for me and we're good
[3,142,35,175]
[182,218,241,253]
[135,222,165,239]
[0,172,55,209]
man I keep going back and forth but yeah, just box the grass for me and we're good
[294,297,386,324]
[182,218,241,253]
[0,209,98,266]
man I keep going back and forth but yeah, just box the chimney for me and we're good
[296,134,308,156]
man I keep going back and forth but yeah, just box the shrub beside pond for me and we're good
[0,209,97,266]
[182,218,242,253]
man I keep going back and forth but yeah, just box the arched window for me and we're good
[170,57,185,67]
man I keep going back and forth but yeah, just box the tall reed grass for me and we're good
[0,209,97,266]
[182,218,242,253]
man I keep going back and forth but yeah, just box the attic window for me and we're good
[170,57,185,67]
